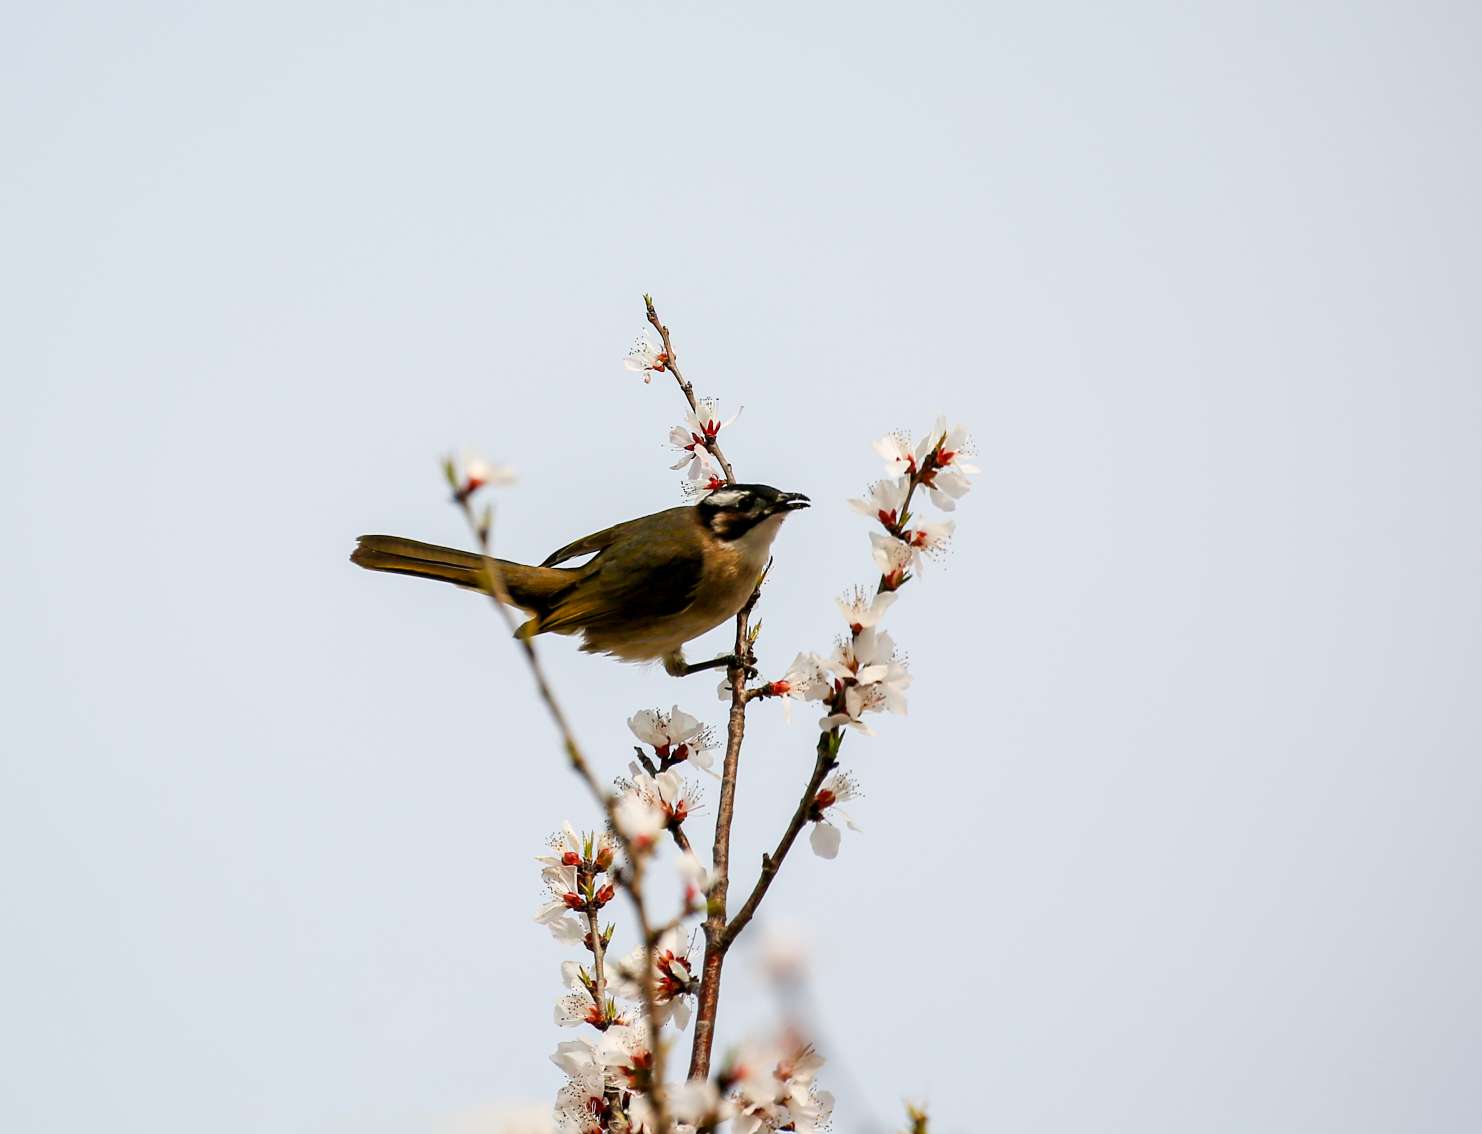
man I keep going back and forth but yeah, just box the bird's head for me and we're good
[697,483,810,541]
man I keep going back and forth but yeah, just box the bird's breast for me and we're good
[685,513,786,627]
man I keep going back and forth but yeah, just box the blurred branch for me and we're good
[454,494,671,1134]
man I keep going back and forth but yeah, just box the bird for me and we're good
[350,482,810,675]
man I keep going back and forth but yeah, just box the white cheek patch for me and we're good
[705,488,751,509]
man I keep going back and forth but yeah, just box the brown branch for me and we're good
[686,587,759,1079]
[638,296,761,1081]
[644,295,737,484]
[724,732,838,944]
[586,906,609,1009]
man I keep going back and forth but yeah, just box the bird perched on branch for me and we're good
[351,483,810,676]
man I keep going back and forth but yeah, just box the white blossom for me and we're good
[819,685,878,735]
[760,651,834,722]
[613,790,667,851]
[540,821,583,864]
[554,990,600,1028]
[550,1036,603,1084]
[611,928,698,1030]
[848,478,909,529]
[835,587,896,633]
[553,1077,602,1134]
[681,471,728,500]
[446,452,517,502]
[624,330,668,382]
[668,1079,728,1127]
[901,518,955,561]
[684,397,740,445]
[677,849,710,904]
[873,430,918,478]
[818,644,911,732]
[627,706,716,771]
[807,771,863,859]
[870,532,915,589]
[667,397,739,480]
[536,821,613,873]
[625,764,703,828]
[535,863,583,936]
[828,627,900,686]
[728,1041,833,1134]
[918,417,979,510]
[460,455,517,488]
[669,424,715,480]
[547,915,587,946]
[594,1023,652,1092]
[629,1081,730,1134]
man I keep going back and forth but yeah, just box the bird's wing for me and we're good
[541,518,639,567]
[536,512,704,633]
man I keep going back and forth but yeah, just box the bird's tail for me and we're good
[350,534,575,613]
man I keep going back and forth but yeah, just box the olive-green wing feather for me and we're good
[541,519,642,567]
[535,512,704,633]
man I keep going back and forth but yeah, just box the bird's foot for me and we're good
[666,652,759,680]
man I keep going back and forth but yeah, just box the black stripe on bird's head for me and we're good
[697,483,811,540]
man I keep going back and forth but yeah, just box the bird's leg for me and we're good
[664,650,758,679]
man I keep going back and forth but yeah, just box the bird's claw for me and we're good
[670,652,758,680]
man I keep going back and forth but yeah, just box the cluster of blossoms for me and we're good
[551,1026,834,1134]
[625,325,742,492]
[748,418,978,857]
[717,1039,835,1134]
[537,820,705,1134]
[535,704,837,1134]
[859,419,977,586]
[616,765,705,842]
[667,397,741,482]
[536,701,726,1133]
[535,822,618,950]
[627,707,718,774]
[617,706,714,900]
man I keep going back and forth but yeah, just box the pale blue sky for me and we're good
[4,3,1480,1132]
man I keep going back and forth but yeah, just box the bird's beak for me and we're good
[776,492,811,512]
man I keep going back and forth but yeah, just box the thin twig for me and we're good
[644,295,737,484]
[586,906,609,1010]
[724,733,838,944]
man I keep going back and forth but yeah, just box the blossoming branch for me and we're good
[437,297,975,1133]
